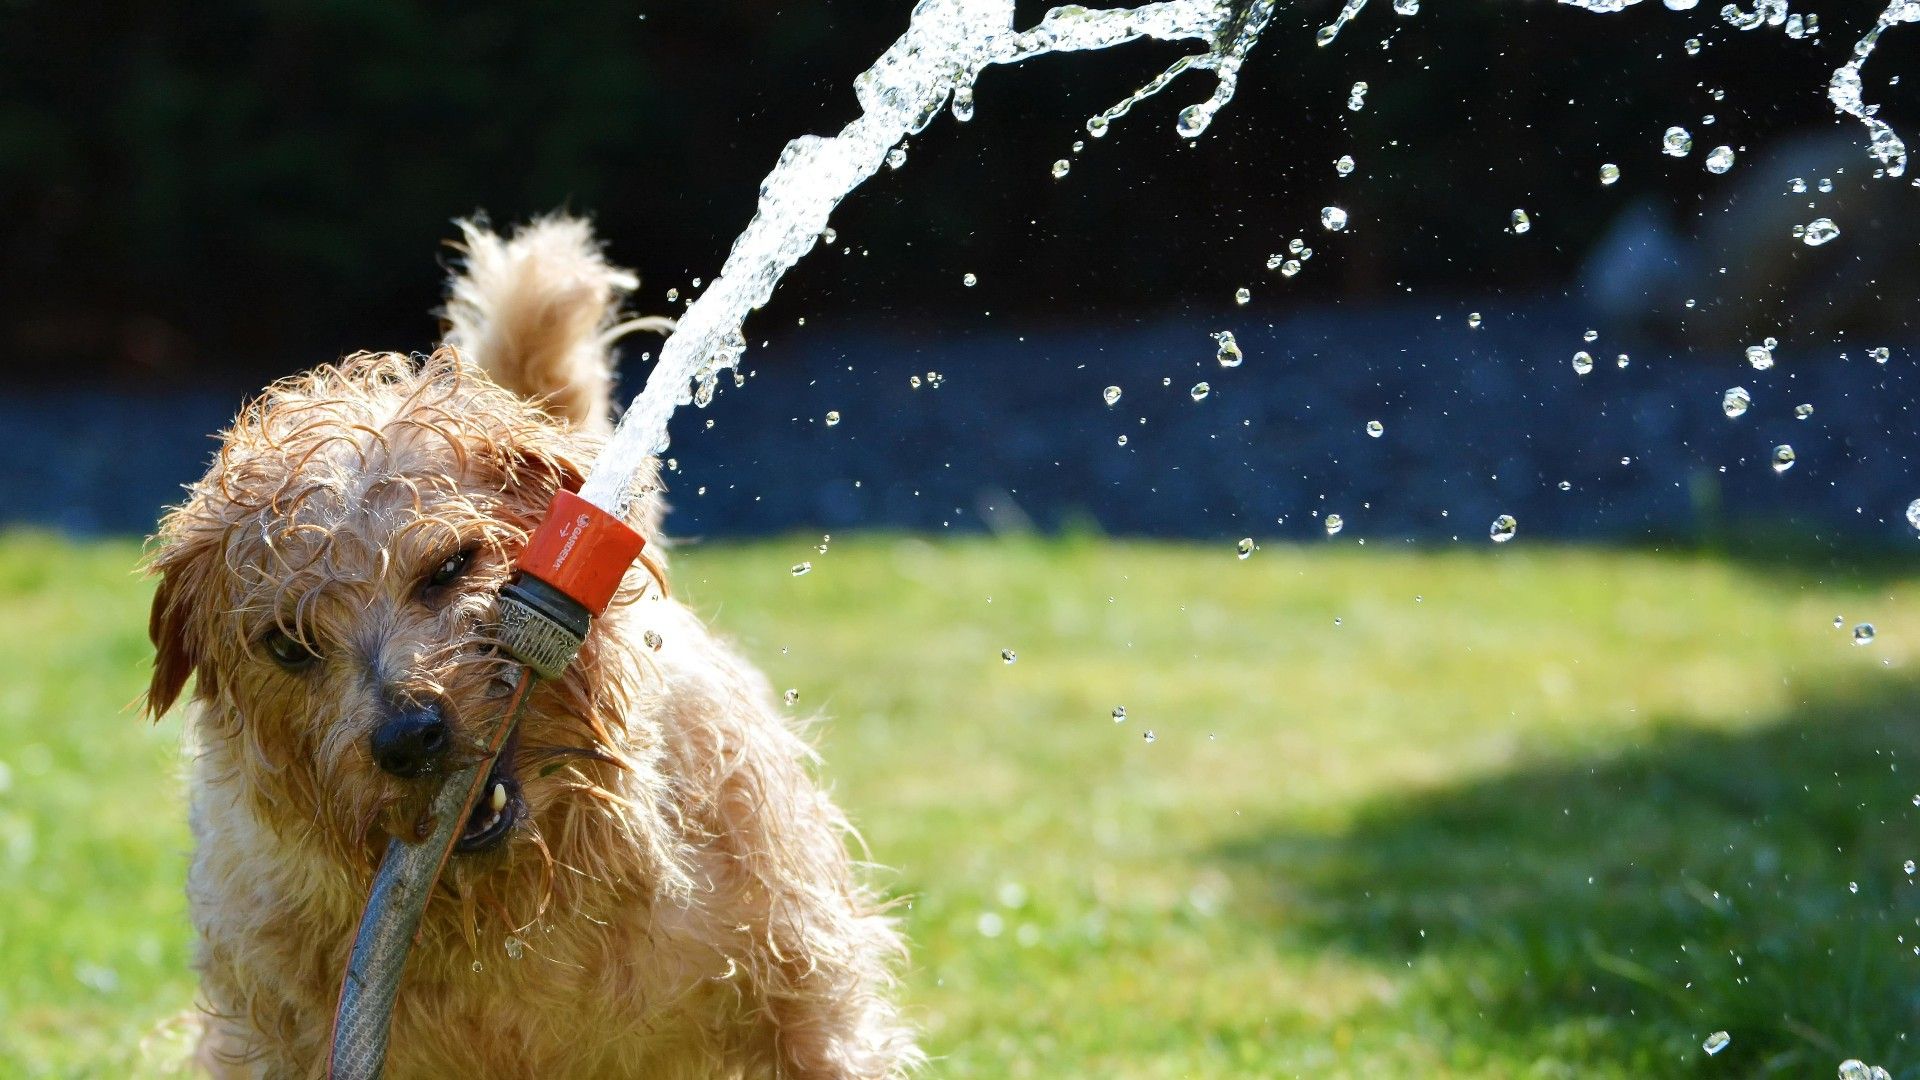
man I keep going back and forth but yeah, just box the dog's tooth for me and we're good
[491,783,507,812]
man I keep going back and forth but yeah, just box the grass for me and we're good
[2,528,1918,1077]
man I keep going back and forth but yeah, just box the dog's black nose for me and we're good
[370,704,450,778]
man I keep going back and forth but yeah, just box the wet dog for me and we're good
[145,217,917,1077]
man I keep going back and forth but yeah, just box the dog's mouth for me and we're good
[454,735,524,855]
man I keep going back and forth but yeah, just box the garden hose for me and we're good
[325,490,645,1079]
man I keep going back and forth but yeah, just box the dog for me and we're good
[144,217,919,1077]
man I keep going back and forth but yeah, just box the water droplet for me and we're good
[1802,218,1841,246]
[1335,154,1356,176]
[1142,730,1156,743]
[1489,514,1518,543]
[909,374,923,389]
[1854,623,1877,646]
[1116,434,1129,446]
[1001,648,1017,664]
[1849,881,1860,894]
[1467,312,1483,328]
[1325,513,1345,536]
[1905,859,1915,875]
[1746,344,1775,370]
[1190,382,1211,402]
[820,227,837,245]
[784,688,799,705]
[1906,499,1920,531]
[1583,329,1600,343]
[471,960,484,973]
[1663,125,1694,157]
[1839,1061,1875,1080]
[1112,706,1127,723]
[1175,103,1211,139]
[1616,353,1631,369]
[1103,385,1122,406]
[887,145,907,170]
[824,410,841,427]
[1321,206,1349,232]
[1280,259,1302,277]
[1818,177,1835,193]
[1213,331,1243,367]
[1722,386,1751,417]
[1771,444,1796,473]
[1234,287,1251,306]
[1599,162,1621,185]
[1558,480,1573,491]
[1870,346,1892,364]
[1509,208,1532,234]
[666,287,678,302]
[962,272,978,287]
[1366,419,1384,438]
[504,936,524,961]
[1703,1031,1730,1056]
[1346,81,1369,111]
[1684,35,1703,54]
[791,562,812,576]
[1705,145,1736,173]
[950,85,974,121]
[1086,113,1109,138]
[1392,0,1420,13]
[1795,403,1814,420]
[1572,351,1595,375]
[1051,158,1071,179]
[643,629,663,651]
[1236,537,1255,559]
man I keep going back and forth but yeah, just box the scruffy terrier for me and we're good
[145,218,918,1077]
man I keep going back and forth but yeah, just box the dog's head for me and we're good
[146,349,666,899]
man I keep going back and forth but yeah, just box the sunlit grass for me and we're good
[3,530,1916,1077]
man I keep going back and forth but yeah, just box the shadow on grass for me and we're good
[1213,677,1920,1077]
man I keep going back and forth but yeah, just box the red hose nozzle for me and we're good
[496,491,645,679]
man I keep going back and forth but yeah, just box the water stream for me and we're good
[580,0,1276,517]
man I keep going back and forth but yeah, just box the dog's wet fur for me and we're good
[145,218,918,1077]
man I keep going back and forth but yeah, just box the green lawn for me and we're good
[3,529,1917,1078]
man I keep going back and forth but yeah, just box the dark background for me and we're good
[3,1,1918,540]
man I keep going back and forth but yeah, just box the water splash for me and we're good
[1827,1,1920,181]
[579,0,1276,517]
[578,0,1920,521]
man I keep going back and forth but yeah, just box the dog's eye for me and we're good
[259,628,319,671]
[425,548,475,591]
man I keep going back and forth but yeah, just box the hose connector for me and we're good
[496,490,645,679]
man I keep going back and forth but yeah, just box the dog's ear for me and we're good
[143,523,217,720]
[146,570,198,718]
